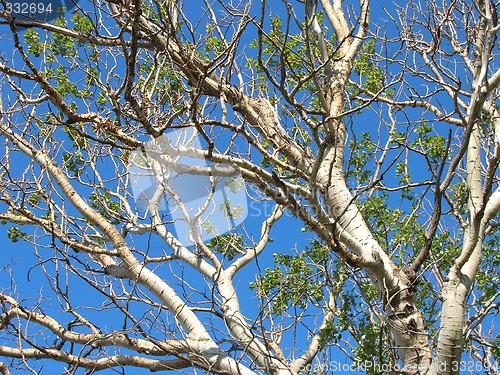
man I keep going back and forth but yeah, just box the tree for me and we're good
[0,0,499,373]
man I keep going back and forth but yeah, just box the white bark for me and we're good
[0,0,499,374]
[0,121,260,375]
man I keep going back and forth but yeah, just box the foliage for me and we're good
[0,0,499,374]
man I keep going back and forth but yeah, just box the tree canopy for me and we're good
[0,0,500,374]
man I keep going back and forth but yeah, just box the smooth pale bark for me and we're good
[0,121,259,375]
[132,0,432,372]
[317,88,432,374]
[131,4,433,368]
[434,2,500,367]
[1,0,499,374]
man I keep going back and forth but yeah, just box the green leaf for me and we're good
[7,227,29,243]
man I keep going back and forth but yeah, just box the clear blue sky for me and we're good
[0,0,498,374]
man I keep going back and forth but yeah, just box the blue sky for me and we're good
[0,0,499,374]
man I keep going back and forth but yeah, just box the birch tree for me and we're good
[0,0,499,374]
